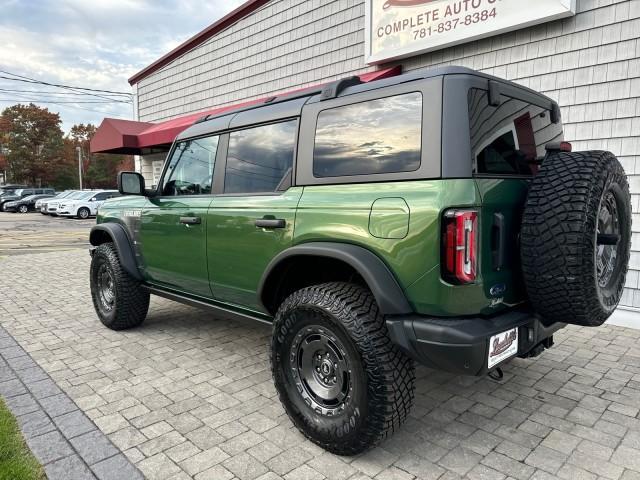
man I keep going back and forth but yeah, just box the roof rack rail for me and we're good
[193,77,361,126]
[320,76,362,101]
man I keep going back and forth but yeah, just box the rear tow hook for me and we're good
[488,367,504,382]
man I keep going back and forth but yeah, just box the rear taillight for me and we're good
[442,209,478,284]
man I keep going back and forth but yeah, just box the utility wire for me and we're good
[0,69,132,96]
[0,87,128,98]
[0,97,128,118]
[0,99,123,104]
[0,90,122,106]
[0,70,133,104]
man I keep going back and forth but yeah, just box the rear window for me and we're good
[313,92,422,178]
[468,88,563,176]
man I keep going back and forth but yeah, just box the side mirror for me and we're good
[118,171,146,196]
[90,197,97,202]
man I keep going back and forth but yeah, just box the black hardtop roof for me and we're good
[177,66,558,141]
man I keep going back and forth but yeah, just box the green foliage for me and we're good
[0,103,64,186]
[0,109,130,190]
[0,398,44,480]
[68,123,126,189]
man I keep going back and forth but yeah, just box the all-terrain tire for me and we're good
[521,151,631,326]
[271,282,415,456]
[90,243,150,330]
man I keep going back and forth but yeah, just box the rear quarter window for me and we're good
[313,92,422,178]
[468,88,563,176]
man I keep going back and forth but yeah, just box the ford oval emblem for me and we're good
[490,283,507,297]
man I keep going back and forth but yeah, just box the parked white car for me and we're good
[57,190,120,219]
[37,190,74,213]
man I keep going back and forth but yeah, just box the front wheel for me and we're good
[90,243,150,330]
[271,282,415,455]
[78,207,91,219]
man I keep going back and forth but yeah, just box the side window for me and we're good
[35,189,43,194]
[224,120,297,194]
[468,88,563,176]
[313,92,422,178]
[94,192,109,200]
[162,136,219,196]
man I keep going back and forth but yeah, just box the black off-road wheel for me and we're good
[90,243,150,330]
[271,282,415,456]
[521,151,631,326]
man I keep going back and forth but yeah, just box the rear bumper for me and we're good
[386,309,565,376]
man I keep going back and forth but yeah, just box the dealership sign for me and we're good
[365,0,576,64]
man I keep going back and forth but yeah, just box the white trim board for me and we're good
[606,307,640,330]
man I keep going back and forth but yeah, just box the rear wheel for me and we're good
[78,207,90,219]
[18,205,28,213]
[271,282,415,455]
[90,243,149,330]
[521,151,631,326]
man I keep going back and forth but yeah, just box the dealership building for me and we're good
[91,0,640,323]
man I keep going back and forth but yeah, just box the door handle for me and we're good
[255,218,286,229]
[180,216,201,225]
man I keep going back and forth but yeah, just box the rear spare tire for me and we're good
[521,150,630,326]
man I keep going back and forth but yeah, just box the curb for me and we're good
[0,325,144,480]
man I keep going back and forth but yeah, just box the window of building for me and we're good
[224,120,297,194]
[162,136,219,196]
[313,92,422,178]
[468,88,563,176]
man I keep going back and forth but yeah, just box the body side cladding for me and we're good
[89,223,143,281]
[258,242,413,316]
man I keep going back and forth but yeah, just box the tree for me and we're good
[66,123,130,189]
[0,104,65,186]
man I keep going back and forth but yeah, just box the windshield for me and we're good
[68,191,95,201]
[22,195,38,201]
[65,191,91,200]
[54,191,74,199]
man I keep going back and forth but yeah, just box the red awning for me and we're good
[91,66,402,155]
[90,118,154,155]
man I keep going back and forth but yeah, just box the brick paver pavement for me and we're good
[1,249,640,480]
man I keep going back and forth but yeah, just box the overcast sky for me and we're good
[0,0,245,132]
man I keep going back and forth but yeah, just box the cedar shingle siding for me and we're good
[136,0,640,309]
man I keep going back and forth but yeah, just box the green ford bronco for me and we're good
[89,66,631,455]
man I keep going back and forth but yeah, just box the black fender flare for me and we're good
[258,242,412,316]
[89,223,142,281]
